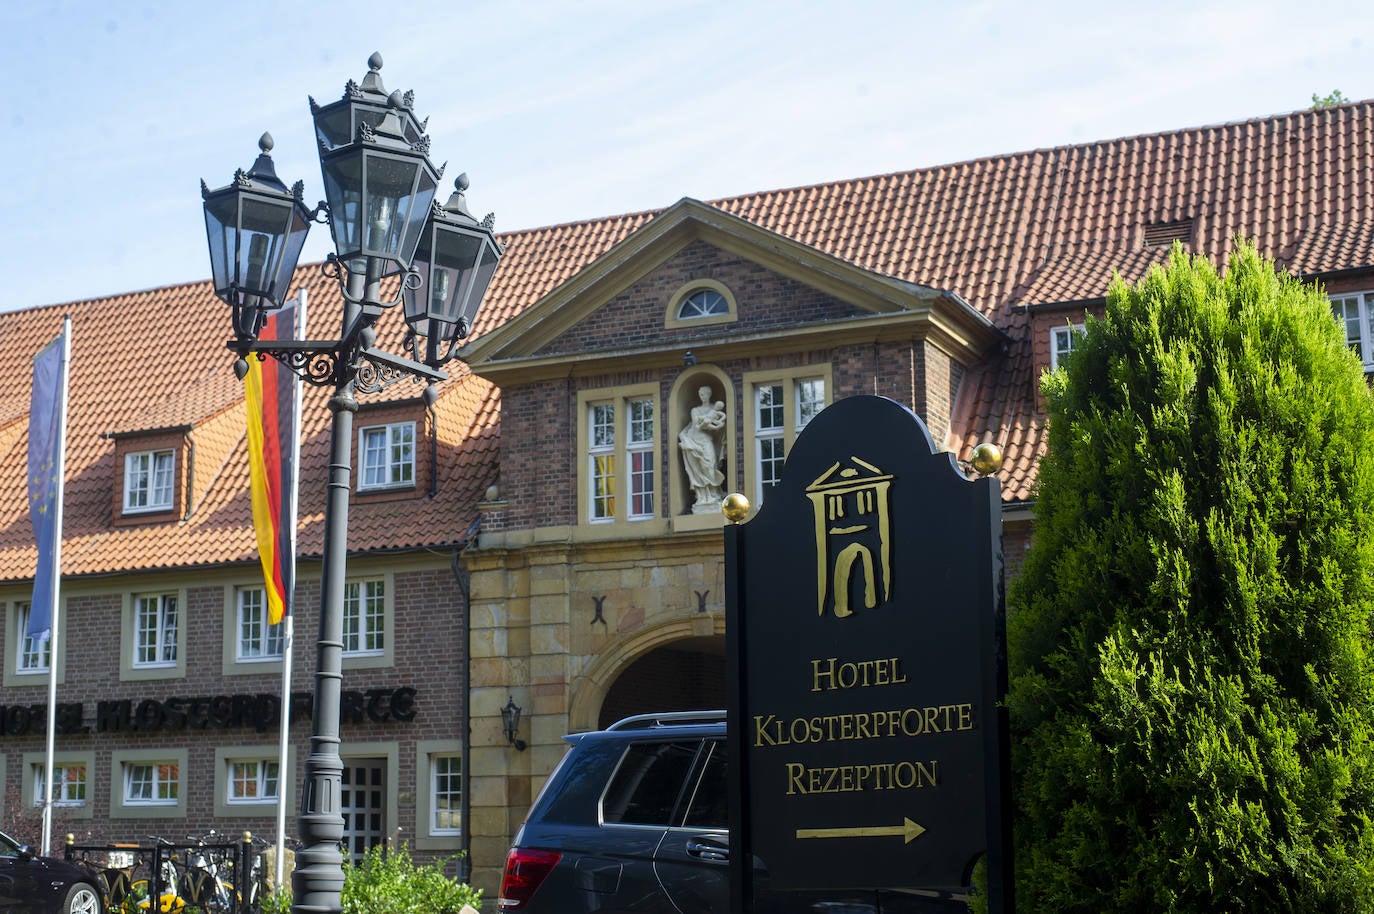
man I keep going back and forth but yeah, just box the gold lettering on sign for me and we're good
[784,760,939,794]
[753,703,976,747]
[810,657,908,691]
[806,458,894,618]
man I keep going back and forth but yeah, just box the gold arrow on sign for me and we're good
[796,818,927,844]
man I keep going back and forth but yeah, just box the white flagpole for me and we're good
[275,288,305,889]
[41,315,72,858]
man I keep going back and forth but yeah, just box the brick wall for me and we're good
[533,240,867,359]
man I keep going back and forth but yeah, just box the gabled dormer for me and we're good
[104,389,249,527]
[107,426,190,524]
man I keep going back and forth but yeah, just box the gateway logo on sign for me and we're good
[805,457,893,617]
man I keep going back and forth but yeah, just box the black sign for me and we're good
[726,396,1010,904]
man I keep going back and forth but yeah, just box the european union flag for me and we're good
[28,328,66,641]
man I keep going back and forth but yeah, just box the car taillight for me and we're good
[498,847,562,909]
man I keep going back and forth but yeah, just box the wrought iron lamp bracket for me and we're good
[237,337,447,395]
[320,254,413,311]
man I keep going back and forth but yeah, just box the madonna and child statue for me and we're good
[680,385,727,513]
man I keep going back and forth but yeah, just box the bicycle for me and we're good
[115,834,239,914]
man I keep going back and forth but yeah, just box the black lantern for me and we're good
[316,90,439,280]
[309,52,428,154]
[403,174,503,364]
[201,133,311,347]
[501,696,527,751]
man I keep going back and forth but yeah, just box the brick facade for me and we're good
[0,554,465,865]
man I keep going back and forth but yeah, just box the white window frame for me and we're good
[343,578,386,657]
[236,586,284,662]
[358,422,416,491]
[588,401,617,522]
[15,603,50,675]
[122,760,179,807]
[664,279,738,329]
[430,754,462,836]
[33,761,88,808]
[745,367,830,505]
[1049,323,1086,371]
[1331,291,1374,371]
[626,398,656,520]
[123,449,175,513]
[579,386,659,524]
[226,758,281,805]
[132,593,179,669]
[213,745,295,817]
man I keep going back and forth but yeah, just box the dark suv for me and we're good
[498,711,970,913]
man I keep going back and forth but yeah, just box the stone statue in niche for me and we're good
[680,385,727,512]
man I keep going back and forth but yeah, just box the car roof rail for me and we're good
[605,710,727,731]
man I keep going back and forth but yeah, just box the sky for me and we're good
[2,0,1372,311]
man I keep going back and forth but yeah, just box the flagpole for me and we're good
[276,288,305,889]
[41,316,71,858]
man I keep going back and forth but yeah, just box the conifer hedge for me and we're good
[1007,242,1374,912]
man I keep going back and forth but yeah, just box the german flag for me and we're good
[245,303,300,625]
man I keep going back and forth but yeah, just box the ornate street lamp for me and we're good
[402,174,503,365]
[200,54,501,914]
[200,134,313,353]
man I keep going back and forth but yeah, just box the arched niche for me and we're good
[668,366,735,518]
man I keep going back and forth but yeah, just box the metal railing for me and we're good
[64,832,266,914]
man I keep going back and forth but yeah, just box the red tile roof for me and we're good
[3,99,1373,581]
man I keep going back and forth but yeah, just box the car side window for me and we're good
[679,739,728,829]
[602,740,699,826]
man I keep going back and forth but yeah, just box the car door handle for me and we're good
[686,837,730,862]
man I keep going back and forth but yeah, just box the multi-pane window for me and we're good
[756,384,787,496]
[1332,292,1374,369]
[237,587,284,661]
[676,288,730,319]
[589,403,617,521]
[16,603,50,674]
[227,759,280,804]
[627,400,656,519]
[585,392,657,523]
[33,763,87,808]
[431,755,462,835]
[123,449,174,513]
[752,374,827,503]
[359,422,415,490]
[133,594,178,668]
[124,761,179,805]
[343,579,385,656]
[1049,323,1086,371]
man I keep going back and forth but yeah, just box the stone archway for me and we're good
[569,616,726,732]
[597,636,725,728]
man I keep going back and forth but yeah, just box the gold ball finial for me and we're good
[721,492,750,523]
[970,442,1004,476]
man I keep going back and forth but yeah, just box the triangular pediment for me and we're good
[461,198,1002,384]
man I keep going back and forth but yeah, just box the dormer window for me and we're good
[123,450,174,514]
[359,422,415,491]
[1050,324,1086,370]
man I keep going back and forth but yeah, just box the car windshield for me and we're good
[0,830,24,857]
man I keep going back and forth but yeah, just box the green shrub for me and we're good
[1008,242,1374,912]
[261,844,480,914]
